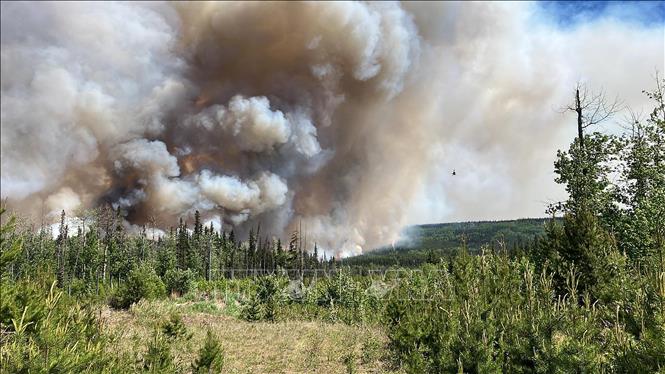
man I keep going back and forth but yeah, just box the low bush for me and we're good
[143,333,175,372]
[109,264,166,309]
[163,268,196,296]
[161,313,192,341]
[192,330,224,373]
[190,301,221,315]
[0,277,127,372]
[239,274,287,321]
[384,252,665,373]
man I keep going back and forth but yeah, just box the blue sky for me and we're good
[537,1,665,28]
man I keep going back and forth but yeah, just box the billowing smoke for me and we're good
[1,2,663,256]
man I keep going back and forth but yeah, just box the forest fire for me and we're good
[1,2,661,256]
[1,2,663,372]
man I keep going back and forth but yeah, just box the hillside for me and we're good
[341,218,553,267]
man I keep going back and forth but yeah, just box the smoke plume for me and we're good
[1,2,663,256]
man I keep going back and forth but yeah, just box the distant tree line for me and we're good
[3,206,336,293]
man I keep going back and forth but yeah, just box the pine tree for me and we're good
[313,243,319,263]
[228,230,236,278]
[101,205,113,284]
[193,210,203,239]
[550,85,619,217]
[192,330,224,373]
[190,211,206,277]
[288,231,299,277]
[143,334,174,371]
[176,218,188,270]
[109,213,131,282]
[255,225,261,273]
[248,228,256,274]
[218,230,226,279]
[273,238,282,271]
[56,210,68,287]
[542,85,624,297]
[426,249,437,264]
[206,231,212,281]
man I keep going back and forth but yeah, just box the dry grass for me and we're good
[100,299,400,373]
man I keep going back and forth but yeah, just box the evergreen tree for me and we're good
[248,228,256,273]
[313,243,319,270]
[193,211,203,239]
[56,210,68,287]
[176,218,188,270]
[192,331,224,373]
[273,238,283,270]
[156,234,177,277]
[288,231,299,276]
[228,230,236,278]
[217,230,226,279]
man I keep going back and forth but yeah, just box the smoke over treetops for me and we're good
[1,2,663,256]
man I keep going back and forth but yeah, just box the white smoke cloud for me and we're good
[45,187,82,216]
[113,139,180,178]
[188,95,293,153]
[198,170,287,216]
[150,176,200,215]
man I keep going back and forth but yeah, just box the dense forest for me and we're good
[341,218,554,268]
[1,81,664,372]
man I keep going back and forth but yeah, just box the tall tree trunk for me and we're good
[576,88,584,149]
[206,236,212,281]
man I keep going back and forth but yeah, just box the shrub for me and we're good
[361,337,383,365]
[239,294,263,322]
[163,268,196,296]
[143,334,174,372]
[311,270,364,308]
[255,275,286,321]
[239,275,286,321]
[0,278,125,372]
[161,313,192,340]
[303,270,379,323]
[384,252,665,372]
[192,330,224,373]
[109,264,166,309]
[190,301,220,315]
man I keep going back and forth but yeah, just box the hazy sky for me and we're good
[401,1,664,224]
[1,1,663,254]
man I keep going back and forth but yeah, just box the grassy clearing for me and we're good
[101,298,398,373]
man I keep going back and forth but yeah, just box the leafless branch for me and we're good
[561,83,624,128]
[617,108,644,135]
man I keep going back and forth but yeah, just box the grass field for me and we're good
[102,298,397,373]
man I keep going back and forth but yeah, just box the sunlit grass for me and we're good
[102,298,398,373]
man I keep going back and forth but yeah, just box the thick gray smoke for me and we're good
[1,2,663,256]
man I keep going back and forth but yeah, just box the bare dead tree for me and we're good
[147,215,157,241]
[564,83,622,149]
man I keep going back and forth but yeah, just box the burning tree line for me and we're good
[5,207,333,293]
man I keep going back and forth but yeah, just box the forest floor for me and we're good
[100,298,399,373]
